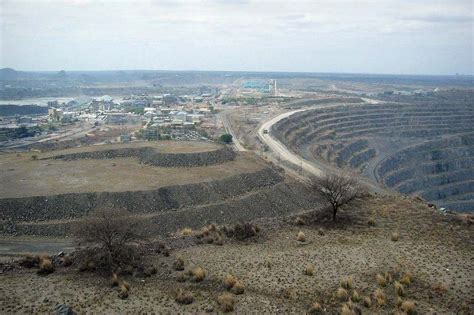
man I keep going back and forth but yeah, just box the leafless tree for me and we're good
[312,172,362,222]
[74,207,149,269]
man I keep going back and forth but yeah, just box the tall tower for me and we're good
[273,79,277,96]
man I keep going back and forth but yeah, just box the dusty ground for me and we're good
[0,148,265,198]
[1,195,472,314]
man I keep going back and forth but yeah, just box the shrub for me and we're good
[396,296,403,307]
[232,281,245,295]
[61,255,73,267]
[218,293,235,312]
[31,155,38,160]
[223,274,237,289]
[336,287,349,301]
[180,228,193,236]
[219,134,233,144]
[175,288,194,305]
[391,232,400,242]
[37,256,55,275]
[176,272,188,282]
[297,231,306,242]
[340,276,354,289]
[401,300,416,315]
[73,207,149,272]
[122,280,130,291]
[341,303,356,315]
[374,288,386,307]
[192,267,206,282]
[224,221,260,240]
[308,302,323,314]
[376,273,387,287]
[431,282,448,295]
[173,257,185,271]
[394,281,405,296]
[304,264,315,276]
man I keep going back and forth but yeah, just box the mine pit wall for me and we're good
[0,167,283,224]
[45,146,236,168]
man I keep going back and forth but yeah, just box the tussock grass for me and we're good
[401,300,416,314]
[351,290,361,302]
[192,267,206,282]
[295,217,305,226]
[232,281,245,295]
[37,256,54,275]
[336,287,349,301]
[394,281,405,296]
[304,264,315,276]
[218,292,235,312]
[223,274,237,289]
[376,273,387,287]
[175,288,194,305]
[308,302,323,314]
[297,231,306,242]
[374,288,386,307]
[363,296,372,308]
[340,276,354,289]
[173,257,185,271]
[391,231,400,241]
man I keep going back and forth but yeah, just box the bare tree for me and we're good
[312,172,362,222]
[74,207,149,269]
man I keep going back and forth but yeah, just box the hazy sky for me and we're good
[1,0,473,75]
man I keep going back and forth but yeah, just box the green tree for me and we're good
[219,134,233,144]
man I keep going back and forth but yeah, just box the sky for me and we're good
[1,0,473,75]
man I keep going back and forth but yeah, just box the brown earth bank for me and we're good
[0,195,473,314]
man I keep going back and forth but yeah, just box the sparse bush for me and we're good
[73,207,149,272]
[374,288,386,307]
[394,281,405,296]
[192,267,206,282]
[304,264,315,276]
[111,273,120,287]
[224,221,260,240]
[61,255,73,267]
[175,288,194,305]
[376,273,387,287]
[311,172,363,222]
[341,303,356,315]
[308,302,323,314]
[297,231,306,242]
[396,296,403,307]
[218,292,235,312]
[401,300,416,314]
[176,272,188,282]
[180,228,193,236]
[37,256,55,275]
[31,155,38,160]
[391,231,400,241]
[232,281,245,295]
[336,287,349,301]
[223,274,237,289]
[340,276,354,289]
[173,257,185,271]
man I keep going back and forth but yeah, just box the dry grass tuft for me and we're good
[363,296,372,308]
[391,231,400,241]
[340,276,354,289]
[111,273,120,287]
[180,228,193,236]
[19,254,40,268]
[368,217,376,226]
[431,282,448,295]
[308,302,323,314]
[218,292,235,312]
[175,288,194,305]
[232,281,245,295]
[173,257,185,271]
[295,217,305,226]
[400,272,413,286]
[192,267,206,282]
[336,287,349,301]
[396,296,403,307]
[351,290,361,302]
[401,300,416,314]
[376,273,387,287]
[37,256,55,275]
[394,281,405,296]
[223,274,237,289]
[297,231,306,242]
[304,264,315,276]
[118,283,130,299]
[341,303,356,315]
[374,288,386,307]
